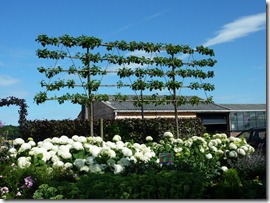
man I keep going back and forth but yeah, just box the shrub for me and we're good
[21,118,206,142]
[33,171,208,199]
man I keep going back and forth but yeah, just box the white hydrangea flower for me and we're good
[74,158,86,169]
[229,151,238,158]
[59,135,70,144]
[8,147,17,154]
[247,145,255,153]
[105,141,116,149]
[113,135,121,142]
[48,150,57,157]
[122,147,133,157]
[240,146,248,152]
[221,166,228,172]
[199,146,205,153]
[17,156,31,168]
[146,136,153,141]
[41,142,54,151]
[129,156,137,163]
[215,138,222,145]
[59,144,69,151]
[13,138,25,146]
[208,140,217,147]
[53,160,64,168]
[18,143,32,153]
[89,145,101,157]
[65,144,72,149]
[174,147,183,153]
[80,165,90,172]
[51,155,60,163]
[78,136,87,143]
[205,153,213,159]
[72,135,80,142]
[64,162,73,169]
[37,141,43,147]
[72,142,84,151]
[93,136,103,143]
[107,149,116,158]
[113,164,124,174]
[229,143,237,150]
[49,145,57,152]
[164,132,173,138]
[134,151,144,160]
[115,141,125,150]
[133,143,141,149]
[44,138,52,142]
[60,151,72,159]
[176,138,183,144]
[237,148,246,156]
[210,146,218,152]
[216,150,224,154]
[28,141,36,147]
[51,137,60,144]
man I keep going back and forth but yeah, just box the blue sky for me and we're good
[0,0,267,126]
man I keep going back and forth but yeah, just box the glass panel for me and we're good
[237,112,244,131]
[243,112,250,130]
[230,112,238,131]
[256,112,266,127]
[249,112,257,128]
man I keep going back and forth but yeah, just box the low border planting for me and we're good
[1,131,265,199]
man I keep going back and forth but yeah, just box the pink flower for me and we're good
[0,186,9,195]
[16,191,22,196]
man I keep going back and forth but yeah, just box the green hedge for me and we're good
[33,170,208,199]
[21,118,206,142]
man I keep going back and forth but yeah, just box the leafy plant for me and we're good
[34,34,217,137]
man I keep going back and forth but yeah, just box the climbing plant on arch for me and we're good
[0,96,28,131]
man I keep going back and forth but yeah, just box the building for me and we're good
[77,95,266,136]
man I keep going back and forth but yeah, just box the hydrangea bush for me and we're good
[6,132,254,176]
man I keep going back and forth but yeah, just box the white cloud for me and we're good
[203,12,266,47]
[112,9,171,35]
[0,75,20,86]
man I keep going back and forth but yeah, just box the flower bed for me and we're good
[1,131,264,199]
[8,132,254,174]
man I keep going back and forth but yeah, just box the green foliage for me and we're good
[33,184,63,199]
[37,171,207,199]
[20,118,206,142]
[1,125,21,140]
[0,97,28,133]
[227,148,266,180]
[35,35,217,106]
[34,34,216,137]
[206,168,266,199]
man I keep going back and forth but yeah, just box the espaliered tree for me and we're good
[34,34,217,138]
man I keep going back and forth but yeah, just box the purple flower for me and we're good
[0,120,3,128]
[21,176,35,189]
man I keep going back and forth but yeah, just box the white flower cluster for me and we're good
[9,132,255,175]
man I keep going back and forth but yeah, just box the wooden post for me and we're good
[100,118,104,140]
[172,54,180,138]
[86,47,94,137]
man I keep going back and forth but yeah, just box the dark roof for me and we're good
[99,95,266,112]
[218,104,266,111]
[102,95,229,112]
